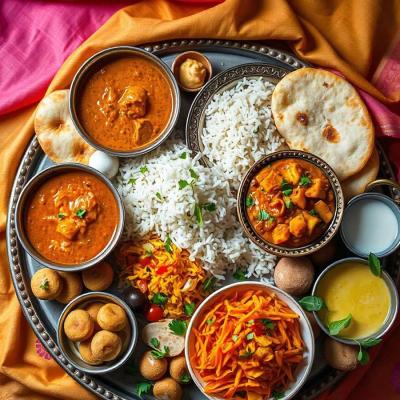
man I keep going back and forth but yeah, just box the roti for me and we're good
[342,147,380,201]
[271,68,374,180]
[34,89,95,164]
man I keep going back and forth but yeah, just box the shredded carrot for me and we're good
[190,289,304,399]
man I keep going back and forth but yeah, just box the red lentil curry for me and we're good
[78,56,173,151]
[25,172,118,265]
[246,159,335,247]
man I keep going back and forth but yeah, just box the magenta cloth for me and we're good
[0,0,129,116]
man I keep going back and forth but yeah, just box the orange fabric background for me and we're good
[1,0,400,399]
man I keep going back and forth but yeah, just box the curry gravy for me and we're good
[77,56,173,152]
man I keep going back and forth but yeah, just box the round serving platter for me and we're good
[6,39,400,400]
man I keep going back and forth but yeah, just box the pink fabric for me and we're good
[0,0,129,116]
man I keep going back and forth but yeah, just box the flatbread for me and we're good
[342,147,380,201]
[34,89,95,164]
[271,68,374,180]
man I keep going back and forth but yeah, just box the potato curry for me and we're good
[25,172,118,265]
[246,159,335,247]
[78,56,173,151]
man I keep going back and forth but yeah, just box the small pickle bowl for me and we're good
[69,46,181,158]
[57,292,138,374]
[237,150,344,257]
[311,257,399,346]
[14,163,125,272]
[185,282,315,400]
[172,51,213,92]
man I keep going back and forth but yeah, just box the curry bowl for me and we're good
[312,257,399,346]
[57,292,138,374]
[69,46,181,157]
[237,150,344,257]
[185,281,315,400]
[15,163,125,272]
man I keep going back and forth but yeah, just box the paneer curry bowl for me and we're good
[15,164,125,271]
[237,151,344,257]
[69,46,180,157]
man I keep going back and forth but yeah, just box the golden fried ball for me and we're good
[79,340,102,366]
[139,351,168,381]
[274,257,314,296]
[169,356,189,383]
[324,337,358,371]
[97,303,127,332]
[55,272,83,304]
[31,268,63,300]
[179,58,206,89]
[91,330,122,362]
[64,309,94,342]
[85,302,103,333]
[153,378,183,400]
[82,261,114,291]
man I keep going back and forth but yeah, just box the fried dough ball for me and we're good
[64,309,94,342]
[324,337,358,371]
[139,351,168,380]
[82,261,114,291]
[55,272,83,304]
[153,378,183,400]
[85,302,103,333]
[91,330,122,362]
[169,356,189,384]
[31,268,63,300]
[310,239,337,268]
[304,311,321,339]
[97,303,127,332]
[274,257,314,296]
[79,340,102,366]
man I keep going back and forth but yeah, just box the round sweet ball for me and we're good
[89,150,119,179]
[169,356,189,383]
[310,240,337,268]
[64,309,94,342]
[97,303,127,332]
[324,337,358,371]
[82,261,114,291]
[153,378,183,400]
[139,351,168,381]
[274,257,314,296]
[91,330,122,362]
[31,268,63,300]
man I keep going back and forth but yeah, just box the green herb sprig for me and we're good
[368,252,381,277]
[151,345,169,359]
[152,293,168,305]
[135,382,152,397]
[328,314,352,336]
[169,320,187,336]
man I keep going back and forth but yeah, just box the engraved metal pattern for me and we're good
[6,39,399,400]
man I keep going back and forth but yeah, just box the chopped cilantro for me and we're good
[189,168,199,180]
[203,276,216,292]
[194,204,203,226]
[280,179,293,196]
[178,179,189,190]
[309,209,319,216]
[299,175,312,186]
[58,213,66,220]
[152,293,168,305]
[180,374,191,384]
[139,166,148,174]
[169,320,187,336]
[128,176,136,185]
[156,192,162,200]
[135,382,152,397]
[164,234,173,254]
[233,269,247,281]
[75,209,86,218]
[150,337,160,348]
[180,152,187,159]
[39,278,49,291]
[151,346,169,359]
[184,302,195,317]
[246,196,255,208]
[203,202,216,212]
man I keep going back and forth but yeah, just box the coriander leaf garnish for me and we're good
[357,347,370,365]
[309,208,319,216]
[368,252,381,277]
[128,176,136,185]
[135,381,152,397]
[206,318,214,325]
[203,202,216,212]
[58,213,66,220]
[139,165,148,174]
[284,198,293,209]
[152,293,168,305]
[328,314,352,336]
[75,208,86,218]
[180,152,187,159]
[184,302,195,317]
[258,209,274,221]
[39,278,49,291]
[180,374,191,384]
[151,345,169,359]
[189,168,199,180]
[233,269,247,281]
[150,337,160,348]
[156,192,162,200]
[178,179,189,190]
[203,276,216,292]
[239,350,254,359]
[299,175,312,186]
[232,334,239,342]
[357,338,382,348]
[169,320,187,336]
[194,204,203,226]
[280,179,293,196]
[299,296,326,312]
[246,332,254,341]
[272,391,285,400]
[246,196,255,208]
[354,337,381,365]
[164,234,173,254]
[260,318,275,330]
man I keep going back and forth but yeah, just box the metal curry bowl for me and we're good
[237,150,344,257]
[14,163,125,272]
[57,292,138,374]
[69,46,181,157]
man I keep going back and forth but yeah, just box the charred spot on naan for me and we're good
[322,124,341,143]
[296,111,308,126]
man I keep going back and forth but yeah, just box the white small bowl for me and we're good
[185,282,315,400]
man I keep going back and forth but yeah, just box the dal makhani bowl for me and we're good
[69,46,180,157]
[15,163,124,271]
[185,282,314,400]
[237,150,344,257]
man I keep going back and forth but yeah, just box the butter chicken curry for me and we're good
[25,172,118,265]
[78,56,173,151]
[246,159,335,247]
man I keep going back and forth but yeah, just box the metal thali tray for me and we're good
[6,39,400,400]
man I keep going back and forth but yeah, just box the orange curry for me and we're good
[247,159,335,247]
[25,172,118,265]
[78,56,173,151]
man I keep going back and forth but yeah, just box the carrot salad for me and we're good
[117,234,207,319]
[191,289,304,400]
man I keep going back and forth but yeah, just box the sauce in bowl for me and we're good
[315,260,391,339]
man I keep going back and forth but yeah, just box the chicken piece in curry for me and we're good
[246,159,335,247]
[25,172,118,265]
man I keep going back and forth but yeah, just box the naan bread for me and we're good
[342,147,380,201]
[271,68,374,180]
[34,89,95,164]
